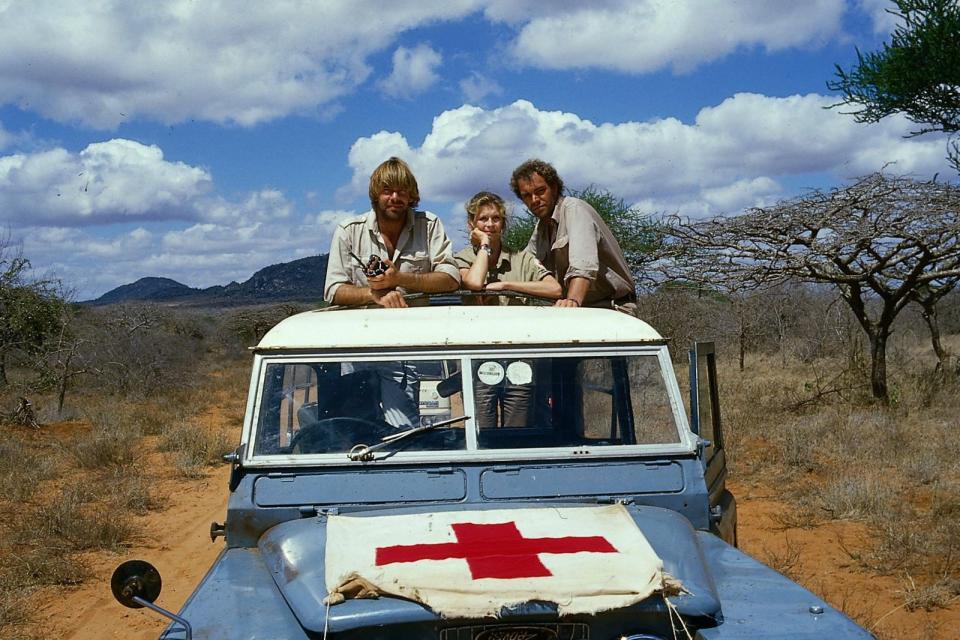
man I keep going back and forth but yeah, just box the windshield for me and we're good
[251,351,685,458]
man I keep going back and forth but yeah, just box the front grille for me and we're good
[441,622,588,640]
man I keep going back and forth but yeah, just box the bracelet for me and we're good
[479,243,492,256]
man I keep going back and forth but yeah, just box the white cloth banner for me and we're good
[324,504,669,618]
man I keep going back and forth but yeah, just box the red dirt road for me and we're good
[30,476,956,639]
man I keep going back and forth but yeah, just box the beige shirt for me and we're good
[524,196,636,306]
[324,209,460,303]
[454,247,551,306]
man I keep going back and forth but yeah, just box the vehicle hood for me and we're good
[258,503,722,634]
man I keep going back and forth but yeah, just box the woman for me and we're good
[455,192,560,428]
[454,191,561,304]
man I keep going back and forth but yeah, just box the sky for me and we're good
[0,0,952,300]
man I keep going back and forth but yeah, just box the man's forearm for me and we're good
[332,284,374,306]
[564,276,591,305]
[396,271,459,293]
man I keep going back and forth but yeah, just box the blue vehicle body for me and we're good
[122,305,872,639]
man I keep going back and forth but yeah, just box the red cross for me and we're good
[375,521,617,579]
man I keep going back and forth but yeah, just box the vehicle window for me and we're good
[253,359,464,455]
[474,354,681,450]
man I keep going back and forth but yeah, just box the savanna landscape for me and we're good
[0,285,958,639]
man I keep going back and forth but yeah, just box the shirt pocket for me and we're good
[398,251,431,273]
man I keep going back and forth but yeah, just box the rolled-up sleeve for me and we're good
[562,200,600,282]
[427,217,461,284]
[519,250,551,281]
[323,225,355,302]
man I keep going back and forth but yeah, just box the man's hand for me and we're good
[554,298,581,308]
[367,258,401,290]
[371,288,407,308]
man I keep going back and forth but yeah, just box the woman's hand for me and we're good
[469,227,492,247]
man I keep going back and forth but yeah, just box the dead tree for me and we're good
[8,397,39,428]
[663,173,960,402]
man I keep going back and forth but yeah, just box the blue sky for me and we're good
[0,0,952,300]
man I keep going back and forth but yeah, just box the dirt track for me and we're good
[33,468,957,639]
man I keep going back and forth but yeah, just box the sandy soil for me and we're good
[35,466,230,640]
[733,481,959,639]
[27,447,956,638]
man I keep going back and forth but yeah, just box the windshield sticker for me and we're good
[506,361,533,385]
[477,361,505,386]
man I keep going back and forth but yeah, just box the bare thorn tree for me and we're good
[663,173,960,401]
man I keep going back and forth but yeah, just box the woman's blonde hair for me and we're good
[465,191,507,227]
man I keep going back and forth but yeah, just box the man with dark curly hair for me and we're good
[510,159,636,309]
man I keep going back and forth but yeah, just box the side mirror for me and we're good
[111,560,193,639]
[111,559,161,608]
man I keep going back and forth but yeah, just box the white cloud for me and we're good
[459,72,504,103]
[204,189,294,224]
[20,211,333,300]
[858,0,902,34]
[0,2,480,128]
[0,139,212,225]
[378,44,443,98]
[304,209,359,234]
[499,0,846,73]
[0,2,865,128]
[344,95,950,218]
[0,120,23,150]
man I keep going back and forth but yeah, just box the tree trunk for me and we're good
[868,329,889,402]
[737,302,746,371]
[56,351,73,415]
[0,354,6,387]
[57,371,68,416]
[919,301,949,373]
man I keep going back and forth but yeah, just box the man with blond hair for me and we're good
[323,157,459,427]
[325,156,459,308]
[510,159,636,310]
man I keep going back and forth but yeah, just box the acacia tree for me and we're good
[663,173,960,401]
[828,0,960,171]
[0,242,67,386]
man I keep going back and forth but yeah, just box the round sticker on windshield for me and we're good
[506,361,533,385]
[476,361,505,385]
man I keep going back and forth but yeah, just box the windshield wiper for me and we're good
[347,414,470,461]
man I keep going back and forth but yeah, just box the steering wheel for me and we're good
[289,417,394,454]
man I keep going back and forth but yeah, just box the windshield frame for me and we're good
[240,344,697,467]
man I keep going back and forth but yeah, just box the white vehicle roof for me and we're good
[256,305,665,351]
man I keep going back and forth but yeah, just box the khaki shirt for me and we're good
[524,196,635,306]
[324,209,460,303]
[454,247,551,306]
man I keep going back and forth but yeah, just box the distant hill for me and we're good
[88,254,329,306]
[92,277,196,305]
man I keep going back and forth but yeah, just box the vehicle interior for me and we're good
[252,352,682,457]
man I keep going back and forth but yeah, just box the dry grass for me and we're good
[760,536,803,582]
[68,406,143,469]
[720,344,960,615]
[898,575,960,612]
[159,421,234,478]
[0,437,57,503]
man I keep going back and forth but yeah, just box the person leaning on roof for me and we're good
[324,156,460,308]
[455,190,561,305]
[510,159,637,310]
